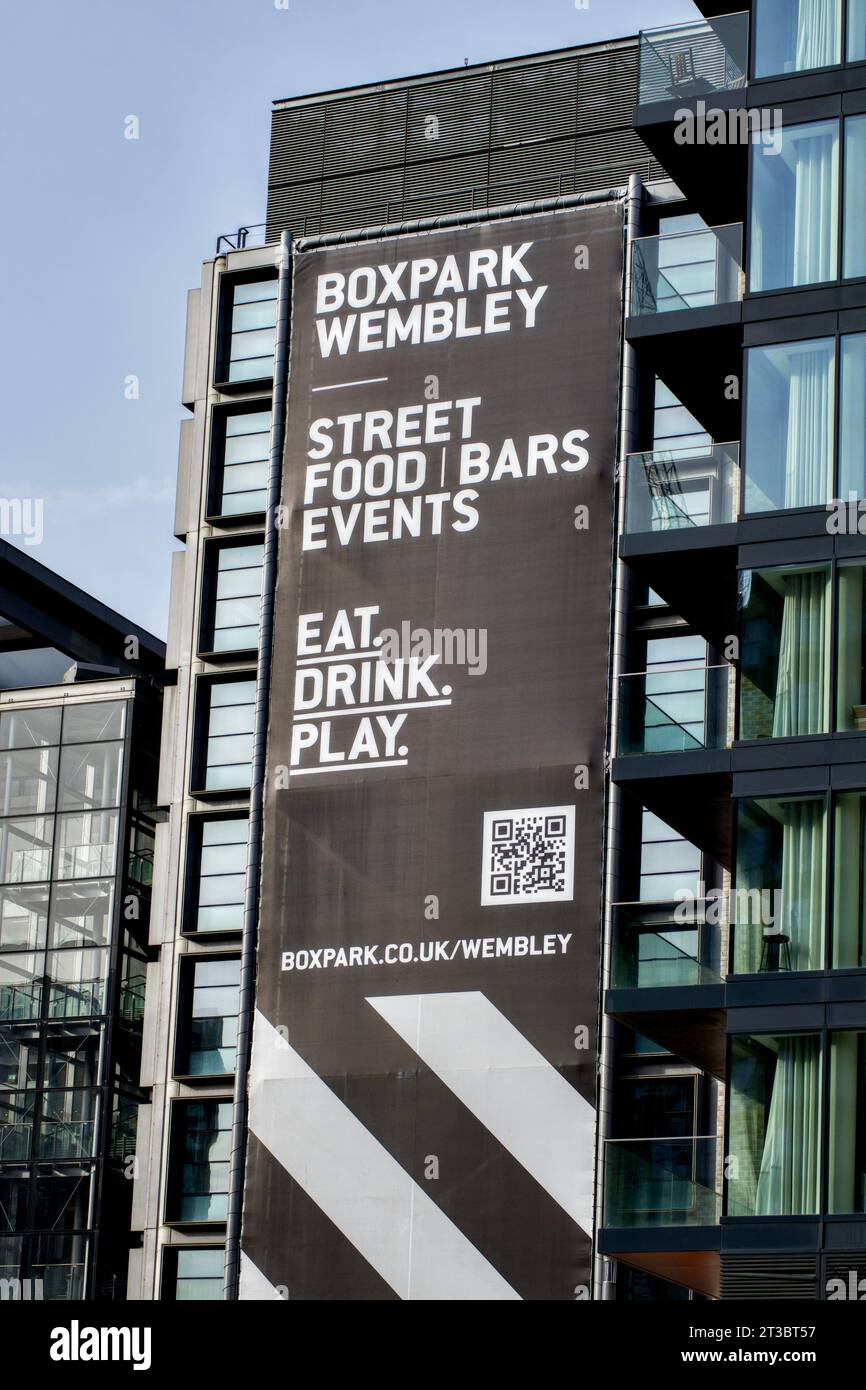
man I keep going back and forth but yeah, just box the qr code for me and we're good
[481,805,575,906]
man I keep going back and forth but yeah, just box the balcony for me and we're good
[638,16,749,107]
[634,16,750,227]
[625,443,740,536]
[599,1135,722,1296]
[611,900,725,990]
[603,1136,722,1229]
[630,225,743,319]
[606,902,727,1077]
[617,663,733,757]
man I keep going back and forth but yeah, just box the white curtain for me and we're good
[778,799,826,970]
[772,570,828,734]
[784,345,834,508]
[792,123,838,286]
[795,0,840,70]
[756,1036,822,1215]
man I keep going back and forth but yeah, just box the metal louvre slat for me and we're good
[405,75,492,162]
[265,39,653,237]
[720,1255,817,1300]
[491,59,578,146]
[322,89,408,175]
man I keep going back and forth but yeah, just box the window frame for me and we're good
[205,401,272,525]
[197,535,264,662]
[214,269,278,392]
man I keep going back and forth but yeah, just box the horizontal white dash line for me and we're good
[296,649,380,666]
[294,699,452,719]
[311,376,389,392]
[290,759,408,776]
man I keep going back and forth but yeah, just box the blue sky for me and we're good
[0,0,698,638]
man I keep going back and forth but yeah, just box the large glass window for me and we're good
[177,958,240,1076]
[750,120,839,292]
[837,561,866,732]
[829,1030,866,1212]
[733,796,826,973]
[0,746,57,817]
[739,564,831,738]
[727,1033,822,1216]
[839,334,866,497]
[844,117,866,279]
[222,279,277,384]
[187,817,248,934]
[169,1101,231,1222]
[196,681,256,792]
[639,811,701,902]
[834,793,866,967]
[850,0,866,60]
[213,410,270,518]
[166,1246,224,1300]
[743,338,835,512]
[202,543,263,654]
[753,0,841,78]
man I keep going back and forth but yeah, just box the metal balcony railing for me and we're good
[611,899,726,989]
[631,223,743,317]
[617,663,734,756]
[638,14,749,106]
[625,442,741,534]
[603,1136,722,1228]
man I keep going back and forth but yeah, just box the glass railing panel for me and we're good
[631,225,743,317]
[611,900,726,988]
[625,443,740,534]
[638,14,749,105]
[617,664,733,755]
[603,1136,721,1227]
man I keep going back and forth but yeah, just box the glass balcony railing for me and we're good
[611,900,726,989]
[638,14,749,106]
[631,224,743,317]
[603,1136,722,1228]
[617,663,733,756]
[625,443,740,535]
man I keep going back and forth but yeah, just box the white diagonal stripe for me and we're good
[239,1251,285,1301]
[245,1010,520,1301]
[366,991,595,1234]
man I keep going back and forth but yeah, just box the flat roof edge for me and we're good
[272,36,639,110]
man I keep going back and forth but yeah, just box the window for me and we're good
[738,564,831,738]
[164,1246,224,1300]
[0,746,57,817]
[753,0,841,78]
[168,1101,232,1222]
[834,793,866,967]
[642,634,709,752]
[0,708,61,749]
[201,542,263,654]
[727,1033,822,1216]
[733,796,826,973]
[186,817,248,934]
[56,740,123,811]
[837,561,866,732]
[177,958,240,1076]
[639,811,701,902]
[743,338,835,512]
[749,120,839,292]
[829,1031,866,1211]
[195,680,256,792]
[850,0,866,59]
[212,410,270,518]
[220,278,277,384]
